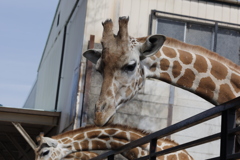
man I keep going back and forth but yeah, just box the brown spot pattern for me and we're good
[194,55,208,73]
[125,148,139,159]
[178,50,193,65]
[129,132,142,141]
[73,142,81,150]
[160,58,170,71]
[160,72,171,82]
[218,84,236,104]
[61,138,72,144]
[106,89,113,98]
[115,132,128,140]
[62,138,72,144]
[126,87,132,97]
[230,73,240,93]
[150,56,156,61]
[155,50,161,58]
[150,63,157,72]
[172,61,182,78]
[167,154,177,159]
[87,131,101,138]
[91,140,107,149]
[162,144,174,150]
[210,59,228,80]
[176,69,195,88]
[109,141,123,149]
[104,129,118,135]
[178,152,190,159]
[73,133,85,140]
[162,46,176,58]
[79,140,89,149]
[195,77,215,101]
[65,154,74,158]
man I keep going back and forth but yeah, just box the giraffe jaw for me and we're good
[94,110,116,126]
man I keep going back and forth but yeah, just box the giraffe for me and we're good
[35,124,193,160]
[83,16,240,127]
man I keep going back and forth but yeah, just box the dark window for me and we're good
[156,15,240,65]
[157,18,185,41]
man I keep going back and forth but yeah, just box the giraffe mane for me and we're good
[164,37,240,71]
[51,124,151,139]
[50,124,181,147]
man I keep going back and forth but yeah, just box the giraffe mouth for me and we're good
[105,115,115,126]
[94,109,116,126]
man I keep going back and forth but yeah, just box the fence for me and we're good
[90,97,240,160]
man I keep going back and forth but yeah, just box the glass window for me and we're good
[185,23,213,50]
[216,28,240,65]
[157,18,185,41]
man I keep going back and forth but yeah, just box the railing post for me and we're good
[149,138,158,160]
[220,108,236,160]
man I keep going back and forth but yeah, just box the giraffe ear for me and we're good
[83,49,102,64]
[140,35,166,59]
[45,137,58,148]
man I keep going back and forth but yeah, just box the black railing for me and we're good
[90,97,240,160]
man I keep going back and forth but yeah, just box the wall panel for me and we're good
[57,0,87,132]
[35,31,63,110]
[173,0,182,14]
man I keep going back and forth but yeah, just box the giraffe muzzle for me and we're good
[94,104,116,126]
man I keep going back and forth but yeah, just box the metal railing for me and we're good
[90,97,240,160]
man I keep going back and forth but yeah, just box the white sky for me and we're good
[0,0,59,108]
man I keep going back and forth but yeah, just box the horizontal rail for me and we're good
[227,152,240,159]
[91,97,240,160]
[153,10,240,27]
[136,133,221,160]
[228,126,240,135]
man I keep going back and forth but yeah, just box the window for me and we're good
[154,11,240,65]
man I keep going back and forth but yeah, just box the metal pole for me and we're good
[149,138,157,160]
[220,108,235,160]
[213,22,218,52]
[12,122,37,150]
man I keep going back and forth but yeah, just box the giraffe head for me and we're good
[34,133,71,160]
[83,17,166,126]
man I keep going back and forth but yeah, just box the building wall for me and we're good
[81,0,240,159]
[31,0,88,132]
[34,0,78,111]
[57,0,87,132]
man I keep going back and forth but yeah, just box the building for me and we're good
[1,0,239,159]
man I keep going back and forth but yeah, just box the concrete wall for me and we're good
[81,0,240,159]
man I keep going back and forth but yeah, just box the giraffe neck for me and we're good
[51,125,193,160]
[141,37,240,105]
[52,125,149,153]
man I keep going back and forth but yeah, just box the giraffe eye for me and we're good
[122,62,136,72]
[40,150,50,157]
